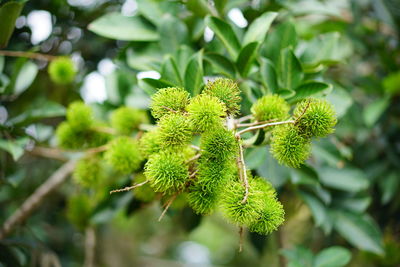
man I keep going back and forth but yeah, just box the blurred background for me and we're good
[0,0,399,266]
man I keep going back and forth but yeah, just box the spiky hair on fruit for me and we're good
[150,87,190,119]
[220,179,266,225]
[186,94,226,133]
[294,98,337,138]
[73,156,103,188]
[104,136,142,174]
[187,182,221,215]
[111,106,147,135]
[158,113,192,148]
[144,150,189,193]
[56,122,110,149]
[48,57,76,85]
[66,101,94,131]
[203,78,241,115]
[251,94,290,122]
[249,196,285,235]
[200,127,238,162]
[139,129,162,158]
[270,124,311,168]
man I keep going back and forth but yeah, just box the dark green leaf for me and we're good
[314,246,351,267]
[139,78,174,95]
[379,172,399,204]
[186,0,214,17]
[243,12,277,45]
[161,55,183,87]
[126,46,162,71]
[0,1,25,48]
[318,167,369,192]
[263,21,297,64]
[299,192,328,227]
[281,246,314,267]
[175,45,195,72]
[159,14,189,53]
[260,58,278,94]
[278,48,303,91]
[236,41,259,77]
[88,13,158,41]
[0,137,29,161]
[204,52,236,78]
[245,147,267,169]
[288,81,332,103]
[184,51,203,96]
[136,0,179,26]
[363,97,389,127]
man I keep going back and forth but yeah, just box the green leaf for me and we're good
[139,78,174,95]
[379,172,399,204]
[278,48,303,91]
[314,246,351,267]
[0,73,10,93]
[281,246,314,267]
[204,53,236,78]
[383,71,400,95]
[161,55,183,87]
[332,210,383,254]
[159,14,189,53]
[363,97,389,127]
[236,41,259,77]
[243,12,277,45]
[299,192,328,227]
[174,45,195,72]
[288,81,332,103]
[260,58,278,94]
[185,0,214,17]
[136,0,179,26]
[335,195,371,213]
[318,167,369,192]
[0,56,4,73]
[184,51,203,96]
[263,21,297,64]
[126,46,162,71]
[88,13,158,41]
[245,147,267,169]
[0,137,29,161]
[105,69,136,105]
[0,1,25,48]
[13,60,38,95]
[205,16,241,59]
[326,85,352,118]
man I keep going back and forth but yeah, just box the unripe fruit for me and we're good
[150,87,190,119]
[251,94,290,122]
[48,57,76,84]
[186,94,226,133]
[294,98,337,138]
[144,150,189,193]
[200,127,238,162]
[249,197,285,235]
[104,137,142,174]
[66,101,93,131]
[158,113,192,148]
[203,78,241,114]
[111,106,147,135]
[73,156,103,187]
[187,182,221,215]
[270,124,311,168]
[139,129,162,158]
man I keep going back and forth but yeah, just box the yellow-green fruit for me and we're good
[293,98,337,138]
[111,107,147,135]
[66,101,93,131]
[249,197,284,235]
[66,194,92,230]
[150,87,190,119]
[200,127,238,162]
[139,129,162,158]
[48,57,76,84]
[186,94,226,133]
[104,137,142,174]
[73,156,103,188]
[251,95,290,122]
[158,113,192,148]
[203,78,241,114]
[270,124,311,168]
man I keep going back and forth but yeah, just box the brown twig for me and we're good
[239,226,244,253]
[158,194,177,222]
[28,146,68,162]
[236,118,278,128]
[161,106,177,113]
[237,140,249,204]
[185,153,201,164]
[0,160,77,239]
[235,114,253,124]
[0,50,57,61]
[85,145,108,155]
[236,120,295,136]
[109,180,149,194]
[294,99,311,124]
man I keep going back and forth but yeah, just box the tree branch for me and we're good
[0,50,57,61]
[0,160,77,240]
[236,120,294,136]
[109,180,149,194]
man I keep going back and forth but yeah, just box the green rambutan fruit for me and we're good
[104,137,142,174]
[187,182,221,215]
[66,194,92,230]
[203,78,241,115]
[73,156,103,188]
[158,113,192,148]
[293,98,337,138]
[270,124,311,168]
[186,94,226,133]
[66,101,93,131]
[144,150,189,193]
[133,174,156,202]
[48,57,77,84]
[200,127,238,162]
[150,87,190,119]
[249,196,285,235]
[251,95,290,122]
[110,106,147,135]
[252,176,277,199]
[220,179,266,225]
[139,129,162,158]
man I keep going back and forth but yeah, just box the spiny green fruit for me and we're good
[186,94,226,133]
[111,106,147,135]
[66,194,92,230]
[73,156,103,188]
[56,122,110,149]
[252,177,277,199]
[133,174,156,202]
[158,113,192,148]
[294,98,337,138]
[187,182,221,215]
[270,124,311,168]
[203,78,241,114]
[144,150,189,193]
[251,94,290,122]
[139,129,162,158]
[66,101,93,131]
[200,127,238,162]
[249,196,285,235]
[48,57,76,84]
[221,179,266,225]
[104,137,142,174]
[150,87,190,119]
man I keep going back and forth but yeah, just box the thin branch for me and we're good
[237,141,249,204]
[109,180,149,194]
[85,145,108,155]
[236,120,295,136]
[161,106,177,113]
[294,99,311,124]
[236,119,278,128]
[28,146,68,162]
[0,160,77,240]
[238,226,244,253]
[185,153,201,164]
[92,126,116,135]
[0,50,57,61]
[190,145,201,151]
[84,227,96,267]
[235,114,253,124]
[158,194,177,222]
